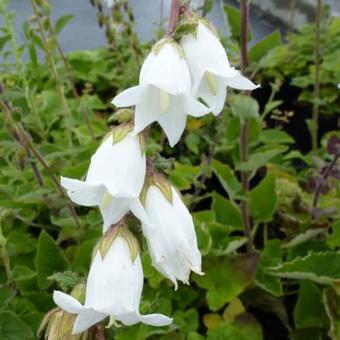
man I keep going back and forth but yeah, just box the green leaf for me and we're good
[35,230,69,289]
[231,95,259,121]
[327,220,340,249]
[260,129,294,145]
[173,309,199,334]
[11,266,37,295]
[323,287,340,340]
[294,281,325,329]
[248,30,281,62]
[212,193,243,230]
[194,254,259,311]
[48,271,79,291]
[282,228,327,249]
[169,162,201,190]
[207,315,263,340]
[55,14,74,34]
[249,174,277,223]
[237,146,288,172]
[267,251,340,285]
[223,5,252,42]
[255,240,283,297]
[223,5,241,41]
[289,328,322,340]
[72,238,97,273]
[0,311,34,340]
[0,34,11,51]
[211,159,242,200]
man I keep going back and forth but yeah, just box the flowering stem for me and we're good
[31,0,73,147]
[44,8,96,141]
[311,0,322,154]
[0,85,45,187]
[0,1,45,139]
[239,0,253,252]
[0,101,81,229]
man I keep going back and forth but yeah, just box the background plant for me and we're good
[0,0,339,339]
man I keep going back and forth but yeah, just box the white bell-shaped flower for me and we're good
[112,40,210,146]
[53,226,172,334]
[131,183,203,289]
[181,21,258,115]
[61,132,146,232]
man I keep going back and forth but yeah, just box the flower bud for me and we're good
[38,307,88,340]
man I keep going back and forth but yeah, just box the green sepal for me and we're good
[140,172,173,206]
[153,174,173,205]
[119,226,140,263]
[139,133,147,155]
[98,226,120,260]
[112,122,134,144]
[115,108,134,124]
[70,282,86,304]
[152,38,185,59]
[37,308,59,338]
[98,222,140,263]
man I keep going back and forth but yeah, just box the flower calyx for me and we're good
[98,221,140,262]
[115,108,134,124]
[70,282,86,304]
[152,38,185,59]
[111,122,134,144]
[173,12,199,42]
[140,172,173,207]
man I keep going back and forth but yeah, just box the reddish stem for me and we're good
[239,0,253,252]
[240,0,249,73]
[167,0,181,36]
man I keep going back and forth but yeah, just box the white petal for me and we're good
[181,22,231,95]
[53,291,84,314]
[140,43,191,95]
[225,70,259,91]
[100,197,131,233]
[196,73,227,116]
[133,85,160,133]
[157,95,187,147]
[130,198,154,229]
[60,177,104,206]
[86,135,146,198]
[119,311,173,327]
[72,309,107,334]
[85,238,141,315]
[184,95,211,117]
[112,85,145,108]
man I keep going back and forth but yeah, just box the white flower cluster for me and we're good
[53,16,257,335]
[113,21,258,146]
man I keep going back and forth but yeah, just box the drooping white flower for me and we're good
[61,131,146,232]
[112,40,210,147]
[181,21,258,115]
[53,226,172,334]
[131,181,203,289]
